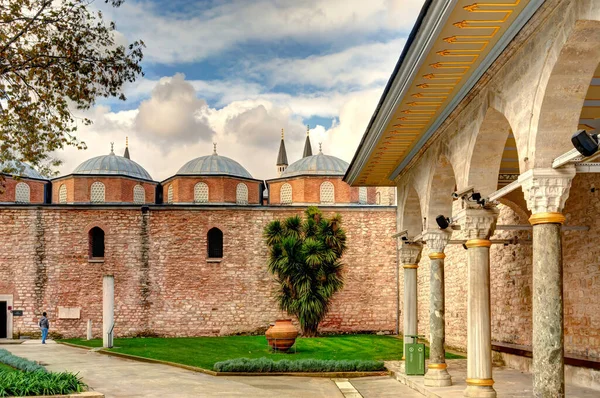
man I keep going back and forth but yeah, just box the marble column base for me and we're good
[464,385,496,398]
[424,367,452,387]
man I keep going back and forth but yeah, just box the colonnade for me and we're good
[399,167,574,398]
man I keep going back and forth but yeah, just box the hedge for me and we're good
[213,357,385,372]
[0,349,46,373]
[0,370,87,397]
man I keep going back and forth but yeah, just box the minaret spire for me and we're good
[303,125,313,158]
[276,128,288,177]
[124,136,130,159]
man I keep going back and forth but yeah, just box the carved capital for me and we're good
[454,207,499,240]
[422,230,451,253]
[399,242,422,265]
[519,166,576,214]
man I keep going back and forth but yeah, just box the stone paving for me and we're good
[1,341,419,398]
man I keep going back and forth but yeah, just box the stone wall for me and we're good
[0,206,397,339]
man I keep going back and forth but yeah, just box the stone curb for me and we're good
[56,341,389,378]
[10,392,104,398]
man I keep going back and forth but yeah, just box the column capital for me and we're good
[454,207,499,240]
[399,242,422,265]
[519,166,576,215]
[423,230,451,254]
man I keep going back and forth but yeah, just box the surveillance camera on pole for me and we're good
[571,129,599,157]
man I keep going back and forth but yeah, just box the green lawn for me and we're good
[62,334,463,371]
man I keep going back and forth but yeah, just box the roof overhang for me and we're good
[344,0,544,186]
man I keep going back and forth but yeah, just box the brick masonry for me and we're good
[0,206,397,338]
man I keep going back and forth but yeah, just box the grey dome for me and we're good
[281,153,349,178]
[177,154,253,179]
[73,153,152,180]
[0,160,45,180]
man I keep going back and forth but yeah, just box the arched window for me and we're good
[280,183,292,205]
[194,182,209,203]
[90,182,105,203]
[89,227,105,259]
[133,185,145,204]
[359,187,367,204]
[58,184,67,204]
[207,227,223,258]
[236,183,248,205]
[167,185,173,204]
[376,192,381,205]
[15,182,30,203]
[320,181,335,204]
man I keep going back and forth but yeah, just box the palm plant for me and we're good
[264,206,347,337]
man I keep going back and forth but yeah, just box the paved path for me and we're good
[2,341,422,398]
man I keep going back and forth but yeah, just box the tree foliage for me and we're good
[0,0,144,176]
[264,207,347,337]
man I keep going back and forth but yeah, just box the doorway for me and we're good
[0,301,7,338]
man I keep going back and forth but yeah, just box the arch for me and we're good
[280,183,292,205]
[133,185,145,205]
[532,19,600,168]
[58,184,67,204]
[399,183,423,238]
[167,185,173,204]
[236,183,248,205]
[425,154,457,230]
[320,181,335,204]
[466,107,515,197]
[207,227,223,258]
[15,182,30,203]
[194,182,209,203]
[358,187,368,204]
[90,182,105,203]
[88,227,105,259]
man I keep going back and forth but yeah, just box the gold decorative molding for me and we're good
[466,378,495,386]
[403,264,419,269]
[428,363,448,369]
[429,252,446,259]
[465,239,492,248]
[529,212,565,225]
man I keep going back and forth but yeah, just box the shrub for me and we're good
[213,358,385,373]
[0,349,46,373]
[0,370,87,397]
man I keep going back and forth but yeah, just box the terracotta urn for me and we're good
[266,319,298,352]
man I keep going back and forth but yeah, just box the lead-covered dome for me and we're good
[0,160,46,180]
[73,152,152,180]
[177,153,253,179]
[281,153,349,178]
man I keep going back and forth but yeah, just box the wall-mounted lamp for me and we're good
[436,215,451,230]
[572,129,598,157]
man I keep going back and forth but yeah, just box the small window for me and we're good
[90,182,105,203]
[236,183,248,205]
[89,227,105,259]
[320,181,334,204]
[207,227,223,258]
[376,192,381,205]
[167,185,173,204]
[280,183,292,205]
[15,182,30,203]
[58,184,67,204]
[133,185,145,204]
[194,182,209,203]
[359,187,367,204]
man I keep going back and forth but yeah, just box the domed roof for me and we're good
[0,160,46,180]
[281,152,349,178]
[177,152,253,179]
[73,150,152,180]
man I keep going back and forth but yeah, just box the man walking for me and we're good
[39,312,49,344]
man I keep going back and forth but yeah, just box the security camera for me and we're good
[452,186,474,199]
[395,229,409,240]
[436,215,451,230]
[572,129,599,157]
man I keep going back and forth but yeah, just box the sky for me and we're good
[57,0,424,181]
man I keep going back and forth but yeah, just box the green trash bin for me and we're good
[405,334,425,375]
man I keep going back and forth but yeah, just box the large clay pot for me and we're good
[266,319,298,352]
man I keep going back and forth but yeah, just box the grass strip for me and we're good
[214,357,385,372]
[0,349,46,373]
[0,370,87,397]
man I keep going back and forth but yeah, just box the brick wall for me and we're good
[0,177,46,204]
[163,176,262,204]
[267,176,377,205]
[52,176,156,204]
[0,206,397,338]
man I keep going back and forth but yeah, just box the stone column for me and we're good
[423,230,452,387]
[400,242,422,360]
[520,167,575,398]
[455,206,499,398]
[103,275,114,348]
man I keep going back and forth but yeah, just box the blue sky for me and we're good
[62,0,424,181]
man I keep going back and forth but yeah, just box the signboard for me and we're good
[11,310,23,316]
